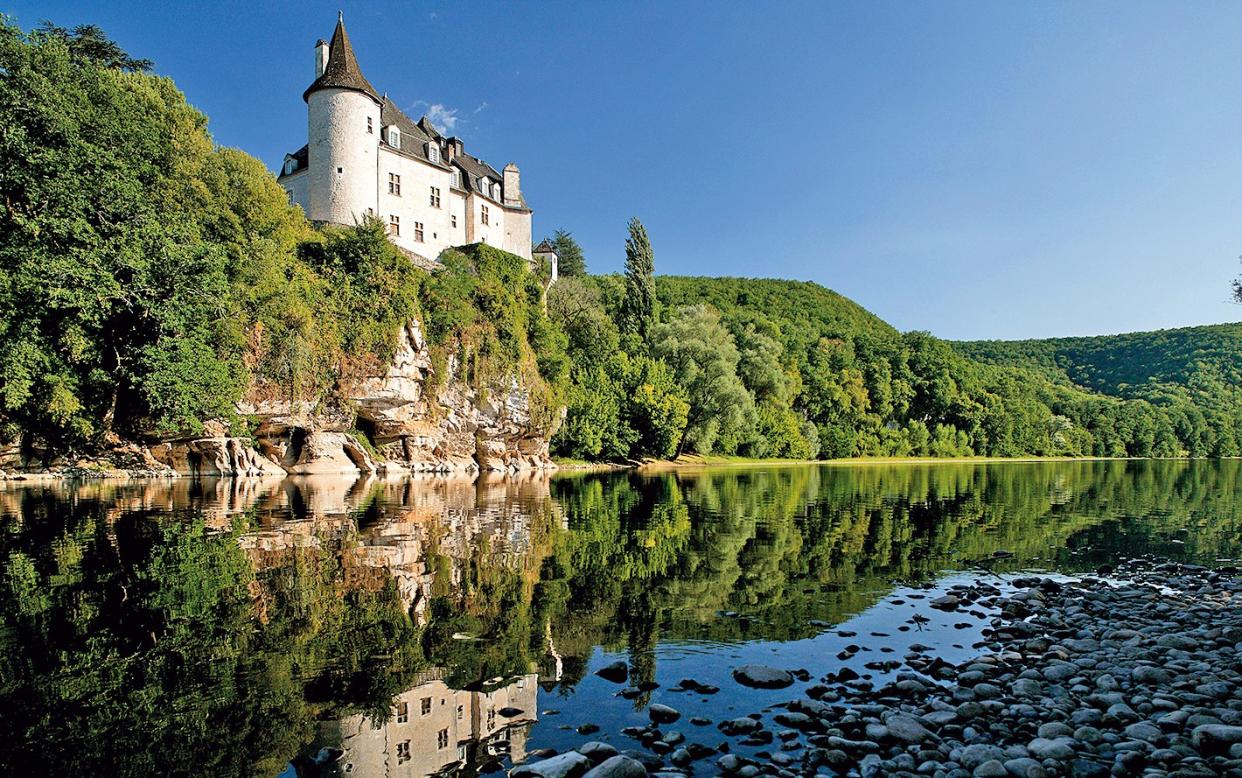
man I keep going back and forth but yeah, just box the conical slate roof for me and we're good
[303,14,380,103]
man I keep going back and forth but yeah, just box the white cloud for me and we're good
[473,101,489,114]
[425,103,459,133]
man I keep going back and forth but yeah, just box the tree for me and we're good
[547,229,587,277]
[33,21,153,71]
[651,305,755,455]
[619,218,655,339]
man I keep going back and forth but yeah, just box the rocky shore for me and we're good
[511,559,1242,778]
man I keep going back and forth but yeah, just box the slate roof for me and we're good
[303,15,380,104]
[380,98,446,168]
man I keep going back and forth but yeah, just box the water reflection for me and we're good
[0,460,1239,777]
[310,671,539,778]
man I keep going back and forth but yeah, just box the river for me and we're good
[0,460,1238,777]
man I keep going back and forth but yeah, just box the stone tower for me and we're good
[304,13,382,226]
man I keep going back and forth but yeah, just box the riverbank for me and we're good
[636,454,1135,471]
[511,559,1242,778]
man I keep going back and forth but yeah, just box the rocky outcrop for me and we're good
[0,318,557,478]
[149,437,285,477]
[234,318,556,476]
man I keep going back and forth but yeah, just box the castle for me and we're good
[279,14,537,265]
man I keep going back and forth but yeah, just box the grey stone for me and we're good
[648,704,679,724]
[1026,737,1076,761]
[581,756,647,778]
[512,751,593,778]
[1191,724,1242,754]
[972,759,1007,778]
[577,742,618,764]
[732,664,794,689]
[885,713,937,745]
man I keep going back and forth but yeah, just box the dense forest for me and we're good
[548,259,1242,460]
[2,20,1239,467]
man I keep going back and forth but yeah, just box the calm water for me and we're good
[1,460,1240,777]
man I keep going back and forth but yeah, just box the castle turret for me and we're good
[304,14,382,226]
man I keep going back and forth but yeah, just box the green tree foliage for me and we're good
[651,305,755,454]
[619,218,656,340]
[545,228,587,277]
[0,20,246,445]
[32,20,153,71]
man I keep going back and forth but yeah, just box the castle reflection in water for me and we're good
[316,670,539,778]
[1,473,560,778]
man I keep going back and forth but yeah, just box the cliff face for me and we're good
[237,319,555,476]
[1,319,558,478]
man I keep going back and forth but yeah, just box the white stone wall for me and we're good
[307,87,381,225]
[282,168,310,214]
[502,205,532,258]
[377,146,456,259]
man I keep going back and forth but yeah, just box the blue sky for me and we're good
[9,1,1242,340]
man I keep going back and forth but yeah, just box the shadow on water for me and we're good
[0,460,1239,776]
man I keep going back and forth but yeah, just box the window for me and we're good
[396,741,411,764]
[367,116,373,134]
[458,744,468,761]
[437,728,450,749]
[451,171,460,188]
[451,214,457,229]
[430,187,441,208]
[492,182,501,199]
[420,696,432,715]
[283,158,297,175]
[487,709,496,731]
[456,704,464,720]
[389,215,400,236]
[414,221,424,242]
[396,701,409,723]
[429,145,440,163]
[481,205,489,225]
[388,173,401,196]
[389,126,401,149]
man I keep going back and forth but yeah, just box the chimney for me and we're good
[446,137,463,162]
[503,163,521,206]
[315,39,329,78]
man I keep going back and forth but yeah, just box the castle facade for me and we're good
[278,15,533,263]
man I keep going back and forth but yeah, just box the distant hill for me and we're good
[954,323,1242,400]
[656,276,901,345]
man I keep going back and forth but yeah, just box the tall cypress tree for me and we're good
[620,217,655,339]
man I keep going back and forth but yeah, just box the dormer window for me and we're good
[283,157,297,175]
[428,144,440,164]
[386,125,401,149]
[451,171,460,188]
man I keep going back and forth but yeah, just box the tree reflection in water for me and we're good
[0,461,1238,776]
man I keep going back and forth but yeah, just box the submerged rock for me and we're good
[731,664,794,689]
[595,661,628,684]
